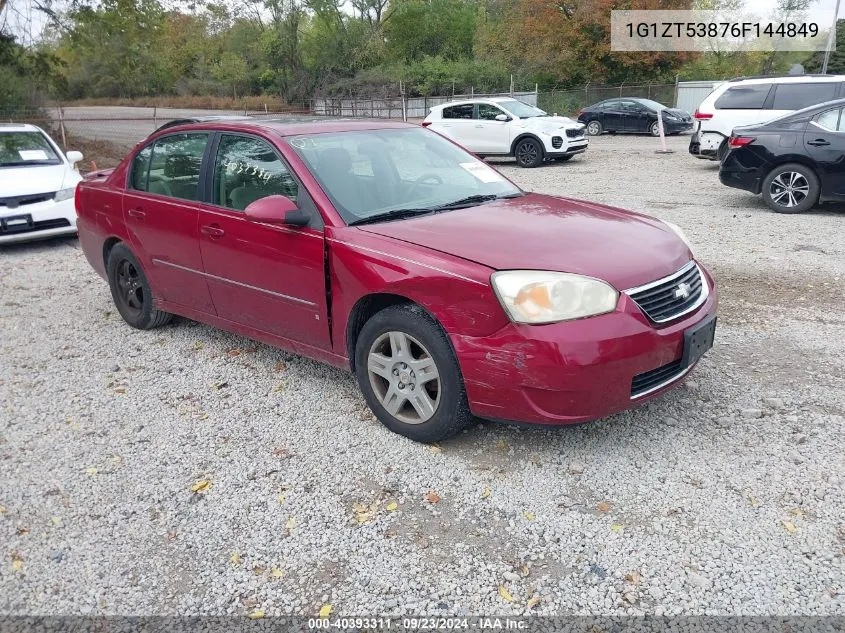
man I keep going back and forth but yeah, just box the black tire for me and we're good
[761,163,820,214]
[650,121,661,137]
[106,242,173,330]
[354,303,473,443]
[716,139,729,163]
[514,137,544,168]
[585,120,603,136]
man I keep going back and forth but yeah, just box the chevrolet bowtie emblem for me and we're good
[674,282,692,299]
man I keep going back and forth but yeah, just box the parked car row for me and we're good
[689,73,845,213]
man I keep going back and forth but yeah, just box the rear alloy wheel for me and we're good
[107,242,173,330]
[514,137,544,168]
[586,120,603,136]
[761,163,819,214]
[355,304,473,443]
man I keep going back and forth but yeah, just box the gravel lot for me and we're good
[1,133,843,617]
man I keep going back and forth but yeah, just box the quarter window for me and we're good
[815,108,843,131]
[145,133,209,201]
[714,84,772,109]
[212,134,299,211]
[772,83,838,110]
[442,104,474,119]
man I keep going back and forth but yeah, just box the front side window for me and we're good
[496,99,546,118]
[442,104,474,119]
[714,84,772,110]
[476,103,507,120]
[0,131,61,167]
[213,134,298,211]
[287,127,521,224]
[772,82,838,111]
[144,133,209,201]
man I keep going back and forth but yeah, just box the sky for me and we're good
[4,0,845,46]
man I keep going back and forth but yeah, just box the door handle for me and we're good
[200,224,225,238]
[808,139,831,146]
[127,208,145,220]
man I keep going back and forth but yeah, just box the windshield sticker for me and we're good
[19,149,49,161]
[459,162,505,183]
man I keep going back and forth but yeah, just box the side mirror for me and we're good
[244,194,300,225]
[66,151,83,165]
[495,114,510,122]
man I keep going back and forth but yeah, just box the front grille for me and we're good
[0,218,71,235]
[631,359,686,398]
[626,262,706,323]
[566,128,584,139]
[0,192,56,208]
[551,136,563,149]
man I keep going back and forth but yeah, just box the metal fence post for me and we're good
[153,106,157,129]
[57,105,67,150]
[674,74,680,108]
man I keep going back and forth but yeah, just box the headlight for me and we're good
[663,220,693,251]
[491,270,619,324]
[54,188,75,202]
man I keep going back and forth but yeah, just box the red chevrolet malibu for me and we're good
[75,119,717,442]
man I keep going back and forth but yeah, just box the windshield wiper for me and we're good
[349,207,436,226]
[430,192,522,211]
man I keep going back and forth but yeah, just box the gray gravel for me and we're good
[1,133,843,617]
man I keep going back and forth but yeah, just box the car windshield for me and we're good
[286,127,522,225]
[634,98,667,111]
[497,99,547,118]
[0,131,62,167]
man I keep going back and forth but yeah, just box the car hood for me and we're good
[518,116,585,134]
[357,193,691,290]
[663,108,692,120]
[0,164,81,197]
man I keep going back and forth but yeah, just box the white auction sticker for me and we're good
[460,162,504,183]
[19,149,49,161]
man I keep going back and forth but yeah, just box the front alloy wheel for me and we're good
[367,331,441,424]
[586,120,602,136]
[514,138,544,168]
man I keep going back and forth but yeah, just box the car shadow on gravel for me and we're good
[0,235,79,252]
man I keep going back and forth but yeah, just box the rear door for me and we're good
[713,83,774,130]
[600,100,626,132]
[197,132,330,349]
[768,81,839,122]
[436,103,479,151]
[804,107,845,198]
[123,132,215,314]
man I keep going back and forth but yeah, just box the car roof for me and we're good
[432,97,521,109]
[726,74,845,85]
[151,117,419,137]
[0,122,43,133]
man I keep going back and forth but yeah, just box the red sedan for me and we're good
[75,119,717,442]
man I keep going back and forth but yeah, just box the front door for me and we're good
[122,132,215,314]
[198,132,330,350]
[601,100,626,132]
[471,103,512,154]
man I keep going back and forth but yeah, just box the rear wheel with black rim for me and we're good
[514,137,544,168]
[354,304,473,443]
[107,242,173,330]
[761,163,819,214]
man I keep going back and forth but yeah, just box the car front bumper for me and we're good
[451,263,718,425]
[0,197,78,244]
[664,119,694,133]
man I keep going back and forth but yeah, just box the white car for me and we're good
[689,74,845,161]
[422,98,588,168]
[1,123,84,244]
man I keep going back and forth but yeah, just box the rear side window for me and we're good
[130,146,152,191]
[815,108,843,131]
[772,83,838,110]
[442,104,473,119]
[714,84,772,109]
[147,133,209,201]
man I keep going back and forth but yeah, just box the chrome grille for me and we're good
[0,192,56,208]
[625,261,707,324]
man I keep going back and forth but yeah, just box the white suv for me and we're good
[1,123,84,244]
[690,74,845,160]
[422,98,588,168]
